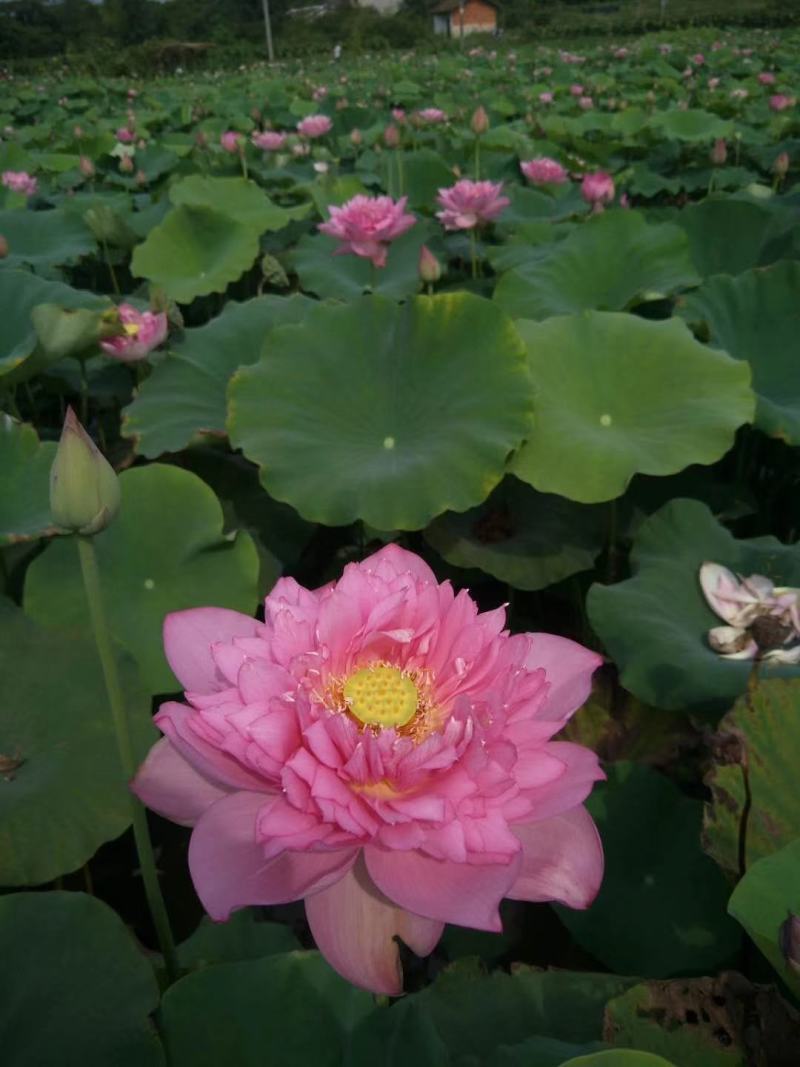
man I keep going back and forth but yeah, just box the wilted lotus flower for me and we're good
[318,193,415,268]
[699,562,800,662]
[252,130,286,151]
[436,179,509,231]
[220,130,243,153]
[132,544,605,995]
[2,170,37,197]
[581,171,615,208]
[100,304,168,363]
[297,114,333,138]
[417,107,448,124]
[759,71,777,85]
[770,94,794,112]
[520,157,568,186]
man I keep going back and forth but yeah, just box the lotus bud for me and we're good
[0,234,7,259]
[50,407,120,536]
[135,169,148,186]
[350,128,362,146]
[119,154,134,174]
[418,244,442,284]
[779,913,800,975]
[471,105,489,135]
[383,124,400,148]
[79,156,94,178]
[710,139,727,166]
[73,124,84,140]
[774,151,790,177]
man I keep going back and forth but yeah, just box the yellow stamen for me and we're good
[343,665,418,728]
[123,322,141,337]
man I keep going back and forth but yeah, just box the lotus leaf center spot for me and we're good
[600,414,613,427]
[144,578,155,590]
[344,665,418,728]
[383,436,396,450]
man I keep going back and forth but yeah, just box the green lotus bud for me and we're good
[50,407,120,535]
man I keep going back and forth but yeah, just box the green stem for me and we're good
[606,498,618,583]
[240,147,249,182]
[474,135,481,180]
[470,229,478,280]
[102,238,120,297]
[79,360,90,426]
[76,535,178,983]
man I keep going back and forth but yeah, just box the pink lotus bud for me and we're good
[779,913,800,974]
[79,156,94,178]
[710,139,727,166]
[383,124,400,148]
[581,171,615,206]
[471,105,489,135]
[119,155,134,174]
[774,151,790,177]
[135,169,147,186]
[220,130,242,153]
[49,407,120,536]
[116,127,135,144]
[350,128,362,146]
[418,244,442,284]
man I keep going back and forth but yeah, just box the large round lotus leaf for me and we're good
[0,270,108,386]
[562,1054,678,1067]
[652,108,733,142]
[178,912,300,971]
[425,475,604,590]
[227,293,533,529]
[587,499,800,712]
[704,679,800,881]
[131,205,260,304]
[0,600,156,885]
[123,294,314,458]
[290,221,431,301]
[0,207,95,268]
[556,762,740,977]
[0,892,164,1067]
[24,464,260,694]
[493,210,699,321]
[510,313,754,503]
[728,836,800,1000]
[160,951,373,1067]
[675,198,793,279]
[0,414,57,545]
[382,148,453,211]
[679,261,800,444]
[169,174,291,233]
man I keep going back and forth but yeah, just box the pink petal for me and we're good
[364,543,437,585]
[163,607,262,693]
[305,855,443,995]
[522,741,605,821]
[507,805,604,909]
[365,844,521,932]
[524,634,603,723]
[156,701,269,792]
[189,791,358,920]
[131,738,227,826]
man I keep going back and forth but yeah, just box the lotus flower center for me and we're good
[123,322,141,337]
[343,665,418,728]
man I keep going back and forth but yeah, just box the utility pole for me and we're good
[261,0,275,63]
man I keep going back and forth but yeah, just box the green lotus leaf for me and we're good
[123,294,314,458]
[0,600,156,885]
[704,679,800,881]
[131,204,260,304]
[0,414,57,545]
[676,197,795,279]
[178,912,300,971]
[391,148,454,211]
[561,1053,678,1067]
[0,207,95,269]
[556,763,740,977]
[652,108,733,142]
[510,312,754,503]
[169,174,292,233]
[425,475,604,590]
[587,499,800,712]
[493,210,699,320]
[24,464,260,694]
[728,835,800,999]
[227,293,533,529]
[679,261,800,444]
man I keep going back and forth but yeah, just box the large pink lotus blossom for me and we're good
[318,194,415,268]
[100,304,168,363]
[581,170,615,207]
[436,179,509,231]
[2,170,37,197]
[133,545,605,995]
[297,114,333,138]
[520,157,568,186]
[252,130,287,151]
[417,107,448,124]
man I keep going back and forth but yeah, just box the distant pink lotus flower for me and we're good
[252,130,287,151]
[132,544,604,995]
[116,127,135,143]
[579,96,594,110]
[707,77,721,90]
[2,170,37,196]
[297,114,333,138]
[417,107,447,124]
[220,130,243,153]
[614,47,629,59]
[770,94,794,112]
[313,86,328,101]
[436,179,509,231]
[100,304,168,363]
[318,193,415,268]
[581,170,615,208]
[520,157,568,186]
[391,108,406,123]
[691,53,705,65]
[539,91,554,104]
[570,83,584,96]
[758,71,776,85]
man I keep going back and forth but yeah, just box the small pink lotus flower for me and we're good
[570,83,584,96]
[132,544,605,995]
[220,130,243,153]
[581,170,615,208]
[707,77,721,90]
[116,127,135,143]
[691,53,705,65]
[313,86,328,102]
[436,179,509,231]
[2,170,37,197]
[318,193,416,268]
[297,114,333,138]
[252,130,286,152]
[520,157,568,186]
[614,47,629,59]
[100,304,168,363]
[384,124,400,148]
[770,94,794,112]
[417,108,447,125]
[392,108,406,124]
[579,96,594,110]
[539,91,554,104]
[758,71,776,85]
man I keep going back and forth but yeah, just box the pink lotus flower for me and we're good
[520,157,568,185]
[770,94,794,112]
[252,130,287,152]
[436,179,509,231]
[318,194,415,268]
[581,171,615,207]
[220,130,243,153]
[100,304,168,363]
[116,127,135,143]
[297,114,333,138]
[132,545,604,995]
[570,84,584,96]
[2,170,37,197]
[417,108,447,125]
[707,77,721,90]
[691,53,705,66]
[579,96,594,110]
[539,91,554,104]
[758,72,776,85]
[392,108,406,123]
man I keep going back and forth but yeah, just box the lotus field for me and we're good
[2,25,800,1066]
